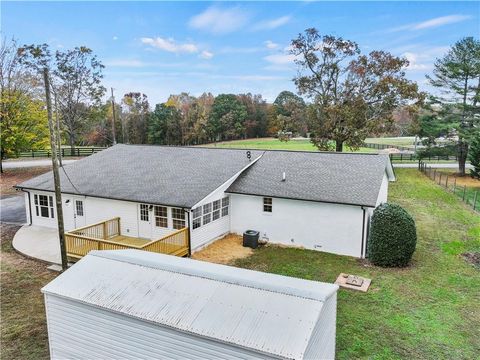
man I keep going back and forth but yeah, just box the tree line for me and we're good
[1,30,479,176]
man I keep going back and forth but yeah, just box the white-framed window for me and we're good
[140,204,149,221]
[154,206,168,228]
[263,197,272,213]
[192,207,202,229]
[172,208,186,229]
[34,194,54,218]
[221,197,229,217]
[192,196,229,230]
[75,200,84,216]
[203,203,212,225]
[212,199,221,220]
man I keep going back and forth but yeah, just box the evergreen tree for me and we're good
[469,132,480,179]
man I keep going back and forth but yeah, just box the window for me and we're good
[154,206,168,228]
[140,204,149,221]
[212,199,221,220]
[263,197,272,213]
[203,203,212,225]
[192,207,202,229]
[221,197,229,217]
[75,200,84,216]
[172,208,186,229]
[34,194,54,218]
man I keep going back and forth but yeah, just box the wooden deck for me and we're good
[65,218,189,260]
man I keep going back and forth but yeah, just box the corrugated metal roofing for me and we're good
[42,250,338,359]
[227,151,392,207]
[16,145,263,208]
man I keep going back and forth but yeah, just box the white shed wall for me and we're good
[44,294,278,360]
[230,194,365,257]
[303,293,337,360]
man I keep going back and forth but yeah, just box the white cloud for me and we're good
[112,36,118,41]
[401,46,449,72]
[264,53,296,65]
[141,37,198,54]
[199,50,214,60]
[389,14,472,32]
[265,40,279,49]
[189,6,250,34]
[252,16,291,31]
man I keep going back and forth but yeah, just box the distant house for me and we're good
[16,144,395,258]
[42,250,339,359]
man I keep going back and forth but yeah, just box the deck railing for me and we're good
[65,217,189,259]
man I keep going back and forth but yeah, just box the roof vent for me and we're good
[281,172,286,182]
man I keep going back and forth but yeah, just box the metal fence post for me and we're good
[474,191,478,211]
[463,185,467,201]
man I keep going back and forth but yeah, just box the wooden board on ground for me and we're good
[335,273,371,292]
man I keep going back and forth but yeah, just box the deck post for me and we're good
[103,221,107,239]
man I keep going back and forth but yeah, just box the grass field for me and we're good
[0,224,56,359]
[365,136,416,146]
[205,138,376,153]
[234,169,480,359]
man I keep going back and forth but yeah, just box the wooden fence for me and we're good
[18,147,106,158]
[419,161,479,212]
[65,217,189,259]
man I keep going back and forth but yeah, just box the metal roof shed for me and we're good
[42,250,339,359]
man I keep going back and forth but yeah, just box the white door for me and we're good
[74,198,86,228]
[138,204,152,239]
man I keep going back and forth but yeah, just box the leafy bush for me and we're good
[367,203,417,267]
[468,132,480,179]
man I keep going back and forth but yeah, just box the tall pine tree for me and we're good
[468,132,480,179]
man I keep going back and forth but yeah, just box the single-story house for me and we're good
[16,144,395,258]
[42,250,339,359]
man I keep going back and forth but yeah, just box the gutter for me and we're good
[361,207,366,258]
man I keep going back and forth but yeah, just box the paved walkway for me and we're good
[13,225,61,264]
[2,159,77,169]
[0,194,26,224]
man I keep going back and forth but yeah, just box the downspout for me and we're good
[361,207,366,258]
[21,189,33,225]
[185,208,192,257]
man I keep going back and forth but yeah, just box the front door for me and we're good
[74,198,86,228]
[138,203,152,239]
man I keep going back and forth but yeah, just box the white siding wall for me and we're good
[44,294,277,360]
[303,292,337,360]
[24,192,31,224]
[28,191,180,239]
[376,171,389,206]
[189,159,261,251]
[230,194,365,257]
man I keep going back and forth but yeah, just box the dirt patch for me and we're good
[192,234,253,265]
[1,167,51,196]
[462,252,480,268]
[438,170,480,189]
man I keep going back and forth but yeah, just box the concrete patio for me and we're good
[13,225,61,264]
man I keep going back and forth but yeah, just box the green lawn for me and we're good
[204,138,376,153]
[233,169,480,359]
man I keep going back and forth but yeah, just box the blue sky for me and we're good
[2,1,479,104]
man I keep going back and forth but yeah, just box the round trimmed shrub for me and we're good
[367,203,417,267]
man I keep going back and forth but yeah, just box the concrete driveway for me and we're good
[0,195,26,224]
[13,225,61,264]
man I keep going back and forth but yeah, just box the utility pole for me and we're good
[54,93,62,167]
[44,68,68,270]
[111,87,117,145]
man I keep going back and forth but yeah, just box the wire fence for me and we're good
[419,161,479,212]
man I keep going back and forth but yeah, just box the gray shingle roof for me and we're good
[226,151,391,207]
[17,145,262,208]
